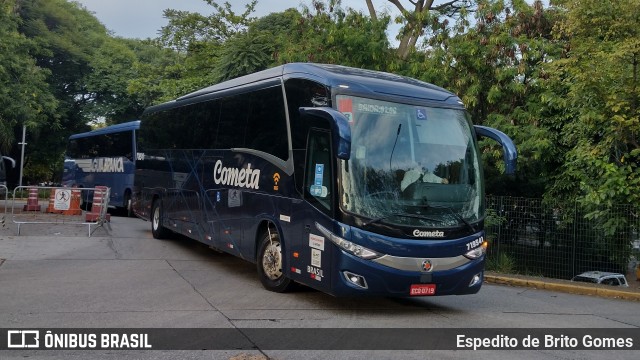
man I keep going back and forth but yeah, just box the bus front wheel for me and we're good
[151,200,169,239]
[257,230,293,292]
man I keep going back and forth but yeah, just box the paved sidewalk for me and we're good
[485,271,640,301]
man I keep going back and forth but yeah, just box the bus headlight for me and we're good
[316,223,381,260]
[464,241,488,260]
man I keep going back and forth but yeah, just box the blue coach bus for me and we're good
[63,121,140,215]
[133,63,517,297]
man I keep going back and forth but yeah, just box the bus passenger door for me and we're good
[293,128,335,292]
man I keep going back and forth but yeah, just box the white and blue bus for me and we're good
[62,120,140,215]
[133,63,517,297]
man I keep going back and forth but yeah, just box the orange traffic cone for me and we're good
[63,187,82,216]
[23,187,41,211]
[45,189,63,214]
[85,186,110,222]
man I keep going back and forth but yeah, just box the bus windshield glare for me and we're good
[338,95,483,229]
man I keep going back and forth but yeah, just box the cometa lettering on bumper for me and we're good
[213,160,260,189]
[413,229,445,238]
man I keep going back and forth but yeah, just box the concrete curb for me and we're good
[485,274,640,302]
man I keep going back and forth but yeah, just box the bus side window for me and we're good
[305,129,332,214]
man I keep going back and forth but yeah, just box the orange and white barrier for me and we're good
[45,190,63,214]
[63,187,82,216]
[11,185,111,236]
[85,186,110,222]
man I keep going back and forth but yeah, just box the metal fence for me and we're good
[9,186,111,237]
[485,196,640,280]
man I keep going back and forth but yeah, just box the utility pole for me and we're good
[18,124,26,188]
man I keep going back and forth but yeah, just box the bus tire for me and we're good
[257,230,293,293]
[151,199,169,239]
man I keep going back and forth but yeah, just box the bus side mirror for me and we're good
[2,156,16,168]
[474,125,517,175]
[299,107,351,160]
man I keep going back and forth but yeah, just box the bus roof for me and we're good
[69,120,141,140]
[144,63,462,115]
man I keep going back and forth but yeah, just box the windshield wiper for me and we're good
[362,212,440,227]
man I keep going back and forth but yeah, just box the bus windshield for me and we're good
[338,95,484,229]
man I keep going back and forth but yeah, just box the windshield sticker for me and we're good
[357,103,398,115]
[416,108,428,120]
[311,164,325,196]
[315,164,324,185]
[338,98,354,123]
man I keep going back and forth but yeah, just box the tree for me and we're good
[274,1,392,70]
[129,0,260,103]
[547,0,640,232]
[213,29,274,82]
[9,0,135,183]
[82,37,147,124]
[0,0,57,154]
[365,0,474,60]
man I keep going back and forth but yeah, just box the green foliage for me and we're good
[487,252,516,273]
[275,1,392,70]
[0,0,57,151]
[84,37,147,124]
[213,30,274,82]
[546,0,640,235]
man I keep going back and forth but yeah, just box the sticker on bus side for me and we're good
[311,248,322,267]
[309,234,325,251]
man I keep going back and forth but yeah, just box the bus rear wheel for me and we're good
[123,192,134,217]
[257,230,293,292]
[151,200,169,239]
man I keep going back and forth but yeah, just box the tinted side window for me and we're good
[217,94,247,149]
[244,86,288,160]
[140,107,183,150]
[285,79,330,151]
[186,100,220,149]
[141,85,288,159]
[285,78,330,193]
[106,132,134,159]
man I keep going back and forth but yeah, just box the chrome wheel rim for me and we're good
[262,239,283,281]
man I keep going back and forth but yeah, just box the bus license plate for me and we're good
[410,284,436,296]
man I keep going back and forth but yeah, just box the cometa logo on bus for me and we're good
[213,160,260,190]
[413,229,445,238]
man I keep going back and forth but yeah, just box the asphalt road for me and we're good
[0,214,638,359]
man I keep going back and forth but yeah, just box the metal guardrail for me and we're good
[10,186,111,237]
